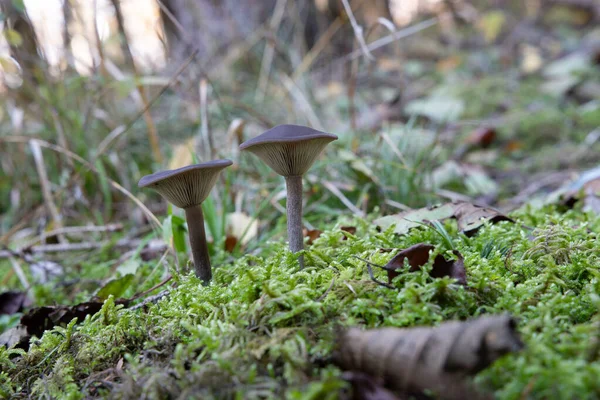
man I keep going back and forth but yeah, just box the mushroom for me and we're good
[239,124,337,268]
[138,160,232,283]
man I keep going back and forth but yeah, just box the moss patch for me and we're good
[2,206,600,399]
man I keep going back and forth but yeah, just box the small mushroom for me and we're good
[138,160,233,283]
[239,124,337,268]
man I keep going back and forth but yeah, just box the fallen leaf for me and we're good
[382,243,467,285]
[226,212,259,247]
[429,161,498,196]
[452,202,513,236]
[374,203,456,235]
[374,202,513,236]
[20,302,105,339]
[341,226,357,240]
[0,291,31,315]
[303,228,323,245]
[225,235,238,253]
[465,127,496,148]
[0,325,29,349]
[334,315,522,399]
[554,166,600,214]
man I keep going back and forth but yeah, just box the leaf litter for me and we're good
[374,201,513,236]
[334,314,523,400]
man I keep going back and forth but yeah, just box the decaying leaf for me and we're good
[341,226,357,240]
[383,243,467,285]
[374,203,457,235]
[334,315,523,400]
[553,166,600,214]
[226,212,259,247]
[2,302,105,349]
[452,202,513,236]
[0,291,31,315]
[465,126,496,148]
[374,202,513,236]
[21,302,105,338]
[0,324,29,349]
[303,228,323,245]
[428,161,498,196]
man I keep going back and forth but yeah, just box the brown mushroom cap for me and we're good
[239,124,337,176]
[138,160,232,208]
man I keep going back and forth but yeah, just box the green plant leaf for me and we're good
[96,274,135,301]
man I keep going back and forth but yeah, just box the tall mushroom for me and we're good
[239,124,337,268]
[138,160,232,283]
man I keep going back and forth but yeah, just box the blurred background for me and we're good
[0,0,599,304]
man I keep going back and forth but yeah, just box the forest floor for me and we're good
[1,2,600,399]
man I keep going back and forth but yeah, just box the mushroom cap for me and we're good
[239,124,337,176]
[138,159,232,209]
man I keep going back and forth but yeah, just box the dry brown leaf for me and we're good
[382,243,467,285]
[452,202,513,236]
[374,201,512,237]
[303,228,323,245]
[0,291,31,315]
[334,315,523,400]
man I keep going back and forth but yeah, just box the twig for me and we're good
[317,278,336,301]
[346,17,438,61]
[322,181,366,218]
[21,223,123,248]
[351,255,395,289]
[340,0,374,60]
[129,289,170,311]
[129,275,172,302]
[0,238,149,259]
[8,255,30,289]
[29,140,66,243]
[256,0,288,102]
[310,17,438,79]
[384,199,411,211]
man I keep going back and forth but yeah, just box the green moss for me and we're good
[2,205,600,398]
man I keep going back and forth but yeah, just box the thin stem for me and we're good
[185,205,211,283]
[285,175,304,268]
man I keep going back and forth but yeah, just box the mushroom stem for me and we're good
[184,205,212,283]
[285,175,305,268]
